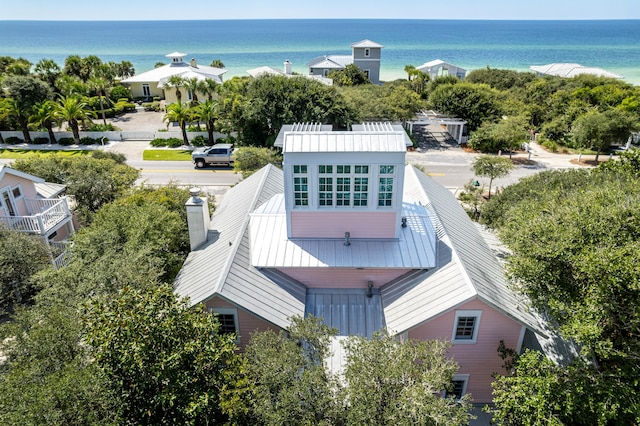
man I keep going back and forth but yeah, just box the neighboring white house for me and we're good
[530,63,623,79]
[307,39,383,84]
[121,52,227,103]
[0,166,75,268]
[174,122,555,406]
[417,59,467,80]
[247,61,333,85]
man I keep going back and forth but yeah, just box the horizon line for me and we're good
[2,18,639,22]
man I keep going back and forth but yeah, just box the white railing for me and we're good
[0,198,71,235]
[50,241,71,269]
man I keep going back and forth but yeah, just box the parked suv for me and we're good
[191,144,235,168]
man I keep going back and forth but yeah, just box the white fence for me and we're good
[0,130,224,142]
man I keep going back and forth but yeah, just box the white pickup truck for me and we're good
[191,144,235,168]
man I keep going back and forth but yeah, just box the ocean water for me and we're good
[1,19,639,84]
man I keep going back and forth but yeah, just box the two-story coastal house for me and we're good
[0,166,74,268]
[307,40,383,84]
[174,123,545,404]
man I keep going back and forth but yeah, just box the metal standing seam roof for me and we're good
[350,39,384,48]
[282,132,409,153]
[530,63,623,79]
[122,61,226,84]
[306,55,353,68]
[249,195,437,269]
[173,165,306,329]
[382,166,543,335]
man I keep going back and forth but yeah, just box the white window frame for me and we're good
[364,48,370,57]
[292,165,309,207]
[377,165,395,208]
[318,164,370,209]
[209,307,239,341]
[452,310,482,344]
[1,186,18,217]
[142,83,151,97]
[449,374,469,400]
[11,185,23,200]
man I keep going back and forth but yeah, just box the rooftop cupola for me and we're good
[166,51,187,65]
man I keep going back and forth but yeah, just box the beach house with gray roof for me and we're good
[307,39,383,84]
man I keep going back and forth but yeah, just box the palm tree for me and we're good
[404,64,416,81]
[165,75,185,103]
[163,102,191,146]
[88,76,111,126]
[0,98,11,144]
[54,95,96,144]
[183,77,202,105]
[4,98,33,144]
[30,100,60,143]
[200,78,219,101]
[193,99,219,145]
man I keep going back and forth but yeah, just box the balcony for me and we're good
[0,197,72,236]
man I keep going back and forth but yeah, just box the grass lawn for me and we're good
[143,150,192,161]
[0,149,92,159]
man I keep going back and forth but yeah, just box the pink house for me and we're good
[174,123,544,405]
[0,165,74,268]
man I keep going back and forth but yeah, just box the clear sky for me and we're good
[2,0,639,20]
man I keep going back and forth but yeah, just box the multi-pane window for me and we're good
[293,165,308,206]
[451,380,465,399]
[378,165,394,207]
[318,165,370,208]
[455,317,476,340]
[217,314,237,334]
[452,310,481,343]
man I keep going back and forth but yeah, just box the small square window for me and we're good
[12,187,22,198]
[446,375,469,400]
[210,307,239,340]
[452,310,482,343]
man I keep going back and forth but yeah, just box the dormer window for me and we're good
[318,165,370,208]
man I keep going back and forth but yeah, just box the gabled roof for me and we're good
[173,165,306,329]
[246,66,285,77]
[382,166,543,335]
[530,63,623,79]
[122,60,226,84]
[0,165,45,184]
[417,59,466,73]
[351,39,384,48]
[306,55,352,68]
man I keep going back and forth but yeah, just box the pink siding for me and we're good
[206,297,280,351]
[407,299,523,403]
[1,174,38,216]
[290,211,398,239]
[278,267,409,288]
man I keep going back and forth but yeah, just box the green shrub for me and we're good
[88,123,117,132]
[191,135,208,147]
[216,135,236,145]
[5,136,23,144]
[165,138,183,148]
[153,96,161,102]
[150,138,168,147]
[32,137,50,145]
[80,136,98,145]
[110,85,131,103]
[541,138,558,153]
[58,137,75,146]
[142,102,161,112]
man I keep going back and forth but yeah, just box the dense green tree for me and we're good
[85,284,245,426]
[12,155,139,220]
[428,82,500,131]
[340,82,425,122]
[163,101,191,145]
[183,76,202,104]
[328,63,371,86]
[239,75,354,145]
[404,64,417,80]
[343,332,472,426]
[0,226,52,310]
[482,169,640,424]
[3,75,53,143]
[87,75,111,126]
[233,146,283,178]
[0,302,116,426]
[244,315,341,425]
[466,67,537,91]
[572,108,638,161]
[471,155,514,199]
